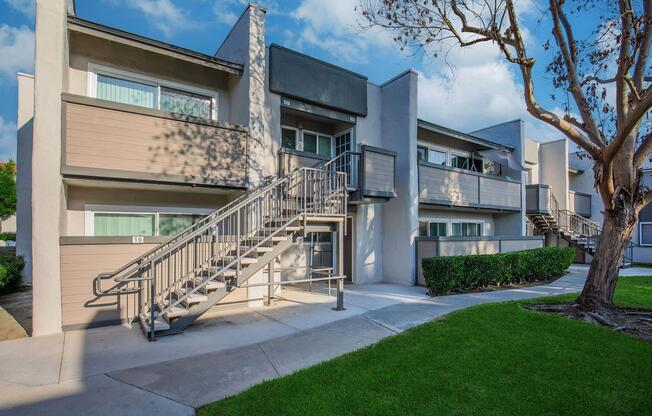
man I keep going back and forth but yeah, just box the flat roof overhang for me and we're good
[67,16,244,76]
[417,119,513,152]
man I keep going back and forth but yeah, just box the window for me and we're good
[640,223,652,246]
[450,153,471,170]
[418,220,447,237]
[159,214,204,236]
[451,222,483,237]
[428,149,447,165]
[89,209,208,237]
[282,127,333,158]
[282,128,297,150]
[160,87,212,119]
[91,65,217,120]
[96,74,156,109]
[417,144,447,165]
[94,213,156,237]
[303,132,318,153]
[417,146,427,162]
[429,222,447,237]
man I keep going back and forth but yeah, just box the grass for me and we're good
[199,276,652,416]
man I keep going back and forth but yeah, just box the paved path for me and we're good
[0,266,648,415]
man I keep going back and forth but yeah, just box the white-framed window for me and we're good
[640,222,652,246]
[88,64,219,121]
[451,221,484,237]
[281,125,334,158]
[418,220,448,237]
[84,205,214,237]
[417,141,489,174]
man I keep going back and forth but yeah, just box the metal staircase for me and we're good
[94,166,347,340]
[527,190,635,266]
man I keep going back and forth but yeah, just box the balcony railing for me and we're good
[418,161,521,211]
[569,190,592,218]
[279,145,397,201]
[61,94,248,188]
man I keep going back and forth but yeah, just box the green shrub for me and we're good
[0,253,24,291]
[0,232,16,241]
[422,247,575,296]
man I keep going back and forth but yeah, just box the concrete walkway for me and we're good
[1,265,649,415]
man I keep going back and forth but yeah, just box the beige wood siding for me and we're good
[419,164,478,206]
[60,243,158,329]
[63,99,248,186]
[278,150,324,176]
[479,176,521,209]
[364,151,395,193]
[60,242,247,329]
[419,163,521,210]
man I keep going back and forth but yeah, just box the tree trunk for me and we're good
[577,209,635,310]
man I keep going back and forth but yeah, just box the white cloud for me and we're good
[290,0,393,64]
[118,0,195,38]
[0,24,34,79]
[4,0,34,18]
[0,116,16,162]
[417,42,565,143]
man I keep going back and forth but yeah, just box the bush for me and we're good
[0,253,24,291]
[422,247,575,296]
[0,233,16,241]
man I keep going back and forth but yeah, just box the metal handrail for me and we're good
[146,167,346,328]
[94,174,285,294]
[316,151,361,188]
[93,161,348,337]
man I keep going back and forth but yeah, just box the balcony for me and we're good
[279,145,397,203]
[61,94,248,188]
[569,190,592,218]
[525,184,557,214]
[418,161,521,211]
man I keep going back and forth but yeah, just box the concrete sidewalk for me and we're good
[0,265,647,415]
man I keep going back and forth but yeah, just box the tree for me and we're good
[359,1,652,318]
[0,161,17,228]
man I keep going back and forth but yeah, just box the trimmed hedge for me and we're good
[0,232,16,241]
[422,247,575,296]
[0,253,24,292]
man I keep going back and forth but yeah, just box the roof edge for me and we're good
[417,118,514,151]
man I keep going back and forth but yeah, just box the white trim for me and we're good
[450,219,485,237]
[280,125,299,150]
[84,204,214,237]
[87,63,219,121]
[639,222,652,246]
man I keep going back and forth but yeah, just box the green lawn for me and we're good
[199,276,652,416]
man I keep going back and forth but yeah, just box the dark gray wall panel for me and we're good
[269,44,367,116]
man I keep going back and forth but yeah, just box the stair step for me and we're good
[247,235,288,242]
[206,267,236,278]
[192,276,226,292]
[174,289,209,306]
[263,226,301,232]
[157,301,189,320]
[142,316,170,333]
[222,255,258,265]
[240,245,274,253]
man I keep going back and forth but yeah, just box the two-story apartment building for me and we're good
[18,0,543,339]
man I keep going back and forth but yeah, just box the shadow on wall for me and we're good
[148,115,253,187]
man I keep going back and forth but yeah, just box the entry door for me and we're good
[344,217,353,282]
[335,130,355,187]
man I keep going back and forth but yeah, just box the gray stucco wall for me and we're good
[16,73,34,282]
[472,120,526,236]
[379,71,419,285]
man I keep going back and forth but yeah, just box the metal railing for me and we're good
[94,166,347,336]
[319,151,361,188]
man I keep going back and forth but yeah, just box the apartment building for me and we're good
[18,1,544,339]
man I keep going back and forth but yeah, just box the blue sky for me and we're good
[0,0,583,162]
